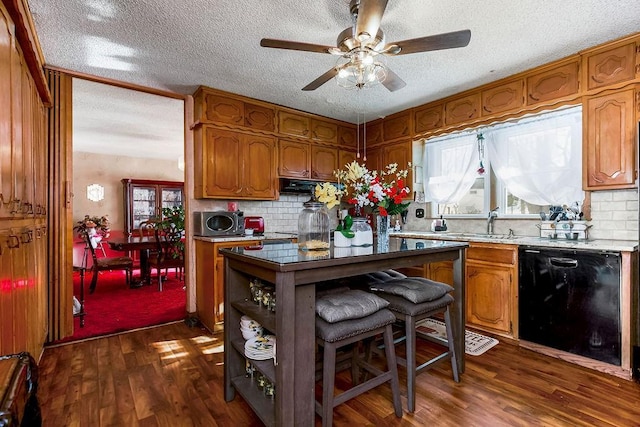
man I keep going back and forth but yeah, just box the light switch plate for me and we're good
[416,208,424,218]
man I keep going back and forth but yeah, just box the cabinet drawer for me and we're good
[467,245,515,265]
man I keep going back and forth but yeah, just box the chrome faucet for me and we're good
[487,207,499,235]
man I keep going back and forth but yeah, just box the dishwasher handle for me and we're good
[549,257,578,268]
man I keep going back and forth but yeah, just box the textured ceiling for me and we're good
[28,0,640,156]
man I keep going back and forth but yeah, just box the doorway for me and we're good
[69,77,187,341]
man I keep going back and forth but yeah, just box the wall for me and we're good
[73,151,184,231]
[188,188,638,242]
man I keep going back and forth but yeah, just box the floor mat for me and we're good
[416,318,499,356]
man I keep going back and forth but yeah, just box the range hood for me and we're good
[279,178,319,194]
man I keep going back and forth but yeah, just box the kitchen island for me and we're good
[222,238,468,426]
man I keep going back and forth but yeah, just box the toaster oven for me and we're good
[193,211,245,236]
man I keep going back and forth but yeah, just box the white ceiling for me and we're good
[28,0,640,155]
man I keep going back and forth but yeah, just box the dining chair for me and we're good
[148,221,184,291]
[81,229,134,294]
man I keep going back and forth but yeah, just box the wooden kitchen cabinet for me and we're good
[195,239,260,331]
[584,89,637,190]
[339,149,357,169]
[383,140,413,195]
[278,139,311,178]
[310,145,338,180]
[193,88,276,131]
[526,60,579,105]
[465,243,517,337]
[338,125,357,148]
[194,126,277,199]
[278,110,311,139]
[365,119,384,146]
[481,79,524,116]
[445,93,481,125]
[414,103,444,134]
[584,39,638,91]
[311,119,338,144]
[383,111,411,142]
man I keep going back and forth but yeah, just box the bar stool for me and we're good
[315,288,403,427]
[362,270,460,413]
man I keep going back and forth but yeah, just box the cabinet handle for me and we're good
[10,199,20,214]
[529,93,540,102]
[232,115,242,123]
[590,174,604,183]
[302,170,309,177]
[7,235,20,249]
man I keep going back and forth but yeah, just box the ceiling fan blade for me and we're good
[354,0,388,43]
[385,29,471,56]
[381,67,406,92]
[302,68,340,91]
[260,38,335,54]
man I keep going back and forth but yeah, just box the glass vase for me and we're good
[376,215,391,253]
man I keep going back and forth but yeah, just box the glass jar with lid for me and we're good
[351,217,373,247]
[298,197,330,251]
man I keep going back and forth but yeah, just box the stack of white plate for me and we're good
[244,335,276,361]
[240,315,263,340]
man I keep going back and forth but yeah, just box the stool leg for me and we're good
[444,308,460,382]
[404,314,418,412]
[322,341,337,427]
[382,324,402,417]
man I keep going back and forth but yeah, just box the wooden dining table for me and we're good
[107,236,157,285]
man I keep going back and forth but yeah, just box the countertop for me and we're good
[193,232,297,243]
[389,231,638,252]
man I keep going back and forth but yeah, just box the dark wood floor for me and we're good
[38,321,640,426]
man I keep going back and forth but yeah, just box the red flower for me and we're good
[378,206,388,217]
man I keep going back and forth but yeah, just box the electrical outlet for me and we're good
[416,208,424,218]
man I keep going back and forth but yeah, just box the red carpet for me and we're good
[59,269,186,343]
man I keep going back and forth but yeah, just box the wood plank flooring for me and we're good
[38,321,640,426]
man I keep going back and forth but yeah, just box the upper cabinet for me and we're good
[526,60,579,105]
[382,140,412,195]
[311,119,338,144]
[365,120,384,147]
[278,139,311,178]
[311,145,338,181]
[194,87,275,132]
[383,111,411,142]
[278,111,311,139]
[445,93,481,125]
[194,126,277,199]
[414,104,444,134]
[584,39,638,91]
[338,126,357,148]
[481,80,524,116]
[584,89,637,190]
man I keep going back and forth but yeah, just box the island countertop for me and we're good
[222,237,468,426]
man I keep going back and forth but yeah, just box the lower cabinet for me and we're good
[195,239,259,332]
[465,243,517,337]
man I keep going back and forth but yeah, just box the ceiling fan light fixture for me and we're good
[335,54,386,90]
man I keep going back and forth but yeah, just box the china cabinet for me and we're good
[121,179,183,236]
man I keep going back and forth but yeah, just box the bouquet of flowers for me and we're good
[315,161,411,217]
[74,214,111,238]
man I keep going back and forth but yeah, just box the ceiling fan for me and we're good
[260,0,471,92]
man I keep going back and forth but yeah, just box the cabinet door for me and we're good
[585,89,636,189]
[445,93,481,125]
[383,141,412,195]
[363,147,382,173]
[204,93,244,125]
[131,185,158,230]
[244,102,275,131]
[427,261,454,286]
[311,145,338,181]
[278,111,310,138]
[202,128,242,197]
[383,111,411,142]
[339,149,356,169]
[414,104,444,134]
[466,261,512,334]
[526,61,579,105]
[365,120,384,146]
[585,41,637,91]
[481,80,524,116]
[278,139,311,178]
[243,134,277,199]
[338,125,357,148]
[311,119,338,144]
[0,7,13,218]
[161,186,183,212]
[195,240,216,332]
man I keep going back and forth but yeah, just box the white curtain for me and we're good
[485,106,584,206]
[422,132,478,203]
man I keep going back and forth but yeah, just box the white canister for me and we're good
[333,230,353,247]
[351,217,373,246]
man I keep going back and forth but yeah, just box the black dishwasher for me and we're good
[519,246,621,365]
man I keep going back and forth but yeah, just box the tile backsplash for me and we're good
[191,189,639,241]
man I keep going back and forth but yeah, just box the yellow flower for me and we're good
[315,183,341,209]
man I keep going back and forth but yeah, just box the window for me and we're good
[422,106,583,217]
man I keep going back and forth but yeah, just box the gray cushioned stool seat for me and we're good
[315,292,402,427]
[360,270,460,413]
